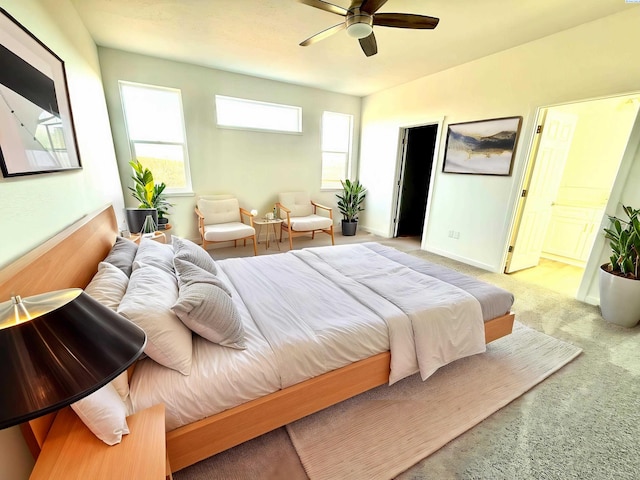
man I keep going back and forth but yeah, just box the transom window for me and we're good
[321,111,353,190]
[215,95,302,134]
[119,81,192,193]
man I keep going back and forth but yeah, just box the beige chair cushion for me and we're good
[203,222,255,242]
[198,197,240,224]
[279,192,313,218]
[286,214,333,232]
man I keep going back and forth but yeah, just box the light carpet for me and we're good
[286,322,581,480]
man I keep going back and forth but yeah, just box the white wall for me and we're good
[97,48,362,242]
[359,8,640,277]
[0,1,125,269]
[0,1,125,478]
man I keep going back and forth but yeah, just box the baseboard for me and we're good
[540,252,586,268]
[359,225,391,238]
[422,245,499,273]
[584,294,600,306]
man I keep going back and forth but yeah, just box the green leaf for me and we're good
[603,206,640,275]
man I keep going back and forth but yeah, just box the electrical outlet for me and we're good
[454,231,460,239]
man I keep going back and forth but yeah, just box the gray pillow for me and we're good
[173,257,232,297]
[172,236,218,275]
[103,236,138,277]
[172,281,246,350]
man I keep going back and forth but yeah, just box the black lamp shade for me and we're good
[0,289,146,429]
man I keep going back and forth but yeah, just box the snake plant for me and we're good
[603,205,640,279]
[336,179,366,222]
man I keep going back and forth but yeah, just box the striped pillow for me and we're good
[172,281,245,350]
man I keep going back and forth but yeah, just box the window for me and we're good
[215,95,302,133]
[119,81,192,193]
[321,111,353,190]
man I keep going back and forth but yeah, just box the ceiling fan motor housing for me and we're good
[346,10,373,38]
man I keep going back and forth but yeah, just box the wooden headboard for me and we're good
[0,204,119,457]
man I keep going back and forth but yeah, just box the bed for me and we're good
[0,205,515,473]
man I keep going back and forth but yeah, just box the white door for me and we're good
[393,129,409,237]
[505,109,578,273]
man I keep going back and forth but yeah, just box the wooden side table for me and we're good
[30,404,170,480]
[253,218,283,250]
[129,231,167,244]
[159,224,173,243]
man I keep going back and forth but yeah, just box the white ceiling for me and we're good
[71,0,636,97]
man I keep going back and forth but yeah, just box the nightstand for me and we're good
[30,404,171,479]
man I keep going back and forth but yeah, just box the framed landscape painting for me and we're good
[442,116,522,176]
[0,7,81,177]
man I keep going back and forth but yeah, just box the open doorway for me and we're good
[394,124,438,239]
[505,94,640,297]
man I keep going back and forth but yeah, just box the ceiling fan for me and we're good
[297,0,439,57]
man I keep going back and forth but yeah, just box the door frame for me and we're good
[502,92,640,303]
[579,106,640,303]
[391,118,444,248]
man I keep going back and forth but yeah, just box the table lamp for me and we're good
[0,288,146,429]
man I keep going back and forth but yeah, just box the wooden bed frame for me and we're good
[0,204,515,473]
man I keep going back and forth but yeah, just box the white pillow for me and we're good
[132,237,175,275]
[84,263,132,399]
[117,264,193,375]
[84,262,129,311]
[71,383,129,446]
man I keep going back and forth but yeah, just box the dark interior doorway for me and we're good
[395,124,437,237]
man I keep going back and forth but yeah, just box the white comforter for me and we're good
[223,244,485,385]
[303,244,485,382]
[131,243,486,430]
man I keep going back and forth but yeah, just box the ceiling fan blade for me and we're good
[359,32,378,57]
[359,0,389,15]
[297,0,348,16]
[300,23,346,46]
[374,13,440,29]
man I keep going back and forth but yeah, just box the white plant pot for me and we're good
[599,265,640,328]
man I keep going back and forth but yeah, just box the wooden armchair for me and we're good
[195,195,257,255]
[276,192,335,250]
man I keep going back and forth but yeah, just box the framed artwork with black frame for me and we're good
[442,116,522,176]
[0,7,81,178]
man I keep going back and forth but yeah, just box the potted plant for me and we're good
[336,179,366,236]
[125,160,172,233]
[599,204,640,327]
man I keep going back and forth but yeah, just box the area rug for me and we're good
[285,322,582,480]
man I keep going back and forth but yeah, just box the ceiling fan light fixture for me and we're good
[346,12,373,39]
[346,22,373,39]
